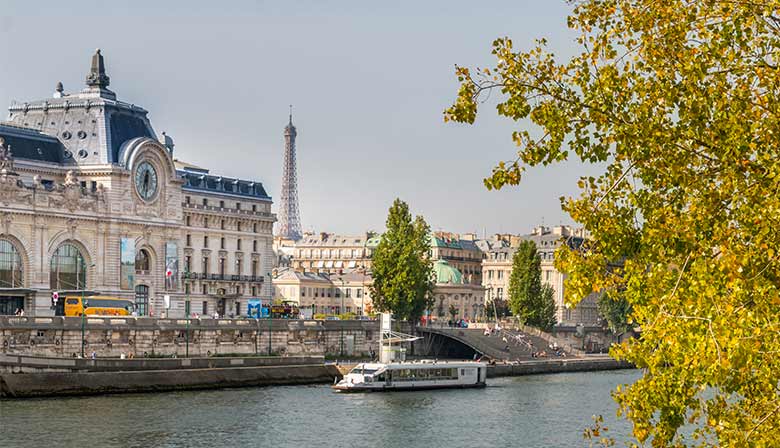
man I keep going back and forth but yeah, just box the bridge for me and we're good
[416,327,569,361]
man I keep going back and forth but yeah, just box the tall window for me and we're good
[50,243,86,290]
[253,223,258,233]
[0,240,23,288]
[186,234,192,246]
[135,249,150,272]
[221,219,225,230]
[220,237,226,250]
[184,256,192,273]
[202,198,208,206]
[236,202,241,210]
[237,222,242,232]
[204,236,209,247]
[237,239,242,251]
[236,259,242,275]
[253,240,258,252]
[219,258,226,276]
[204,217,209,228]
[134,285,149,316]
[251,259,258,277]
[202,257,209,275]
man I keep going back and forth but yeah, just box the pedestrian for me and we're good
[91,351,96,359]
[19,308,24,316]
[14,308,19,316]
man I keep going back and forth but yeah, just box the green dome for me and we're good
[433,259,463,284]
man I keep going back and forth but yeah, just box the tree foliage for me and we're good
[446,1,780,445]
[508,240,557,331]
[598,290,633,335]
[370,199,434,321]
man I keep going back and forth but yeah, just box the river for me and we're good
[0,369,640,447]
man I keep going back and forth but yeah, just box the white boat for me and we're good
[332,360,487,392]
[333,313,486,392]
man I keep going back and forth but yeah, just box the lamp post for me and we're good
[267,272,273,356]
[80,292,89,358]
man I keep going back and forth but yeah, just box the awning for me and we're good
[348,261,356,268]
[0,288,37,295]
[335,261,344,268]
[325,261,333,268]
[317,261,325,268]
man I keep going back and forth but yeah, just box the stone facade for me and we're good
[0,50,275,317]
[481,226,600,327]
[273,267,373,316]
[290,232,379,274]
[0,315,379,358]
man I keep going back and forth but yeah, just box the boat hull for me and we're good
[332,382,486,393]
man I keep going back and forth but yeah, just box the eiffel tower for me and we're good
[277,107,303,240]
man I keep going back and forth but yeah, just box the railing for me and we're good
[181,272,263,282]
[183,202,274,219]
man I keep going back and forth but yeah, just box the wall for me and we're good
[0,316,380,359]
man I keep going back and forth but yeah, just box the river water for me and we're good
[0,369,640,448]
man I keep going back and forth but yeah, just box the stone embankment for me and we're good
[0,354,342,398]
[0,315,379,358]
[486,356,632,377]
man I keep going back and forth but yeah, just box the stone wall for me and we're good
[0,316,380,359]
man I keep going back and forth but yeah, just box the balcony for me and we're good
[183,202,274,219]
[181,272,264,282]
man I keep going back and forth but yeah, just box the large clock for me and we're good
[135,161,158,201]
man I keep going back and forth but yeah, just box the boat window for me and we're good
[350,367,379,375]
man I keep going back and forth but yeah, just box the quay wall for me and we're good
[487,356,633,377]
[0,316,381,359]
[0,364,342,398]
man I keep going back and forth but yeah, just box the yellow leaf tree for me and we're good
[446,1,780,446]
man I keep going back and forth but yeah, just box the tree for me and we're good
[597,290,632,335]
[370,199,434,321]
[508,240,557,331]
[448,304,457,322]
[446,2,780,445]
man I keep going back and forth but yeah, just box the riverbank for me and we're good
[0,354,632,398]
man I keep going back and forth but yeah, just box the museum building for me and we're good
[0,49,276,316]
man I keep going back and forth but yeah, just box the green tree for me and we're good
[508,240,557,331]
[446,1,780,445]
[448,304,457,321]
[597,290,632,335]
[370,199,434,321]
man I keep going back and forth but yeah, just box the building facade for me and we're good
[0,50,275,317]
[430,259,485,321]
[273,267,373,316]
[481,225,600,327]
[290,232,379,274]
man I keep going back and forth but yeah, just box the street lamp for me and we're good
[80,263,95,358]
[267,272,273,356]
[81,293,89,358]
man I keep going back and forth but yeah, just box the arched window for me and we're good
[50,243,86,290]
[135,249,150,272]
[0,239,23,287]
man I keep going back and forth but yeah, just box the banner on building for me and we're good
[165,242,179,290]
[120,238,135,290]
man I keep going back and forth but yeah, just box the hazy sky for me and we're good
[0,0,600,236]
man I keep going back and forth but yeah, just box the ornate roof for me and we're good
[3,49,155,166]
[434,259,463,285]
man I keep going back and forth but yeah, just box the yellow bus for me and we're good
[60,296,135,317]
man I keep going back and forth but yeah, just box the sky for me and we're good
[0,0,601,236]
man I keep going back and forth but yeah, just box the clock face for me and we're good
[135,161,158,201]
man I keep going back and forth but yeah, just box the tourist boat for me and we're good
[332,360,487,392]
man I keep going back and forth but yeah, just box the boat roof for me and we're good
[354,361,486,370]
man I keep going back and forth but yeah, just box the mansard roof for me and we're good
[178,165,271,201]
[0,123,65,164]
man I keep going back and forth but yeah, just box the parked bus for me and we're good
[267,301,300,319]
[57,296,135,317]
